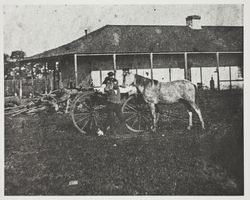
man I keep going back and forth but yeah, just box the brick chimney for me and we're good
[85,29,88,35]
[186,15,202,29]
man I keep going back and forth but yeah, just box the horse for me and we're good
[123,72,205,132]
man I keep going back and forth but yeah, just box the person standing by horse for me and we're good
[104,78,126,134]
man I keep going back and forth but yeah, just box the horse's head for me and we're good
[123,71,136,86]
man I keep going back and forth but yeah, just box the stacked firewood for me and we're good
[4,94,59,116]
[4,88,88,117]
[4,88,93,116]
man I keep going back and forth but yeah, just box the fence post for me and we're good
[19,79,22,99]
[31,62,34,97]
[12,78,15,96]
[50,76,53,92]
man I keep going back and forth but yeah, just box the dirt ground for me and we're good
[5,90,243,195]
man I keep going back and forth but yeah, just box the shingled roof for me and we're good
[23,25,243,61]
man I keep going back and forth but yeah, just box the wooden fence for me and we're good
[4,77,53,98]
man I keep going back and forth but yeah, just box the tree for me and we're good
[10,50,26,61]
[4,50,27,80]
[4,50,53,80]
[4,53,15,80]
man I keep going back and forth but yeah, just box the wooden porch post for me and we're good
[169,68,172,82]
[184,52,188,80]
[113,54,117,78]
[229,66,232,90]
[150,53,154,81]
[44,62,48,94]
[74,54,78,87]
[59,62,62,89]
[133,55,138,75]
[19,79,22,99]
[100,68,102,86]
[200,66,203,88]
[216,52,220,90]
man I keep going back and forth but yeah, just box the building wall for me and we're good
[60,55,75,87]
[77,55,113,86]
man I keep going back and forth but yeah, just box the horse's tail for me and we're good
[193,84,199,105]
[193,83,204,107]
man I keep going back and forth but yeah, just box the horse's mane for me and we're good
[134,74,159,86]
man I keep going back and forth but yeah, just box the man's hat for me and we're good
[108,72,115,76]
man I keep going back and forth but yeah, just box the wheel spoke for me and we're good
[131,117,138,128]
[141,115,151,130]
[138,116,141,130]
[125,104,137,112]
[89,117,93,130]
[74,111,90,116]
[81,118,90,130]
[75,114,91,124]
[123,111,135,114]
[141,113,151,121]
[125,113,137,122]
[93,115,98,127]
[124,112,136,120]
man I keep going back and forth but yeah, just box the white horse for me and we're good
[123,72,205,132]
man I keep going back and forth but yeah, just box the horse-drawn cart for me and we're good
[70,85,155,134]
[70,71,206,134]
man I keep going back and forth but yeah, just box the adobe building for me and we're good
[22,15,243,90]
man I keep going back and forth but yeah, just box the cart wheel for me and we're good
[71,92,107,134]
[122,95,159,133]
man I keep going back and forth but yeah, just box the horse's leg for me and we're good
[149,103,157,132]
[189,102,205,129]
[179,99,193,130]
[187,111,193,130]
[65,99,71,114]
[155,103,160,123]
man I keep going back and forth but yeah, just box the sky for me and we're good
[3,4,243,56]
